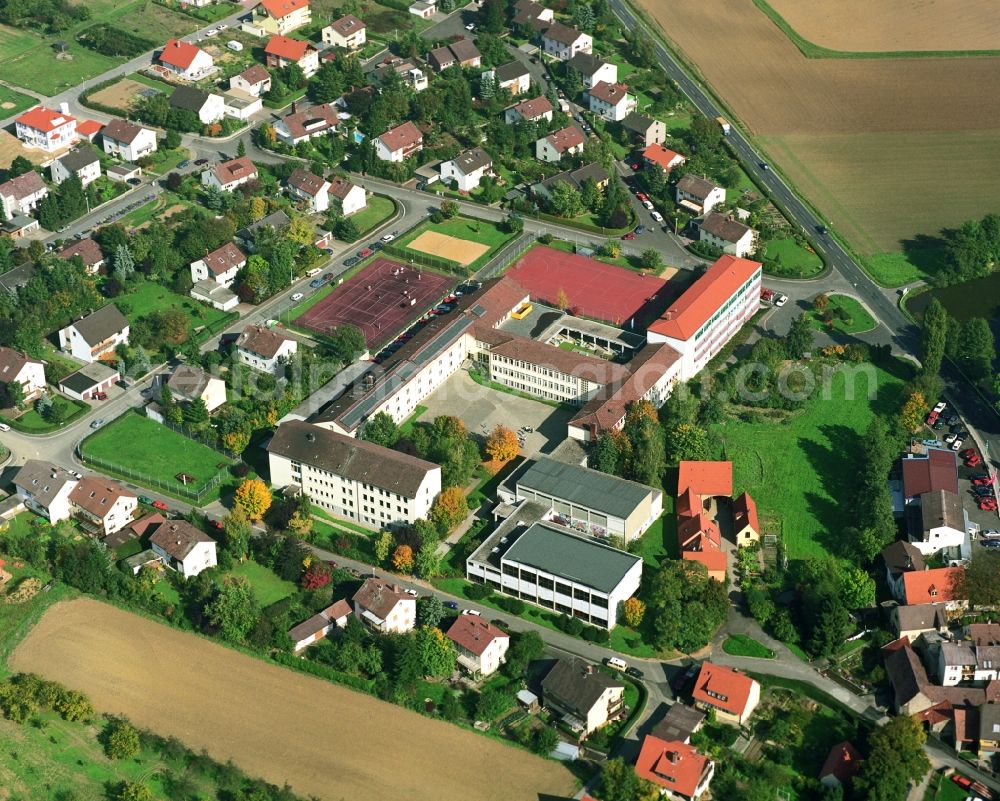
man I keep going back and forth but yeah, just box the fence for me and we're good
[476,233,534,280]
[157,417,244,462]
[76,449,227,503]
[380,242,470,277]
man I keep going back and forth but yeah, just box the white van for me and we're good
[605,657,628,672]
[306,267,322,277]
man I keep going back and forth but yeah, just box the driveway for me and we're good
[416,369,574,457]
[420,6,479,40]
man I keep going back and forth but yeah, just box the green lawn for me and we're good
[723,634,775,659]
[395,216,516,272]
[810,294,876,335]
[114,280,234,346]
[0,0,202,95]
[763,236,823,278]
[862,251,932,287]
[0,84,36,116]
[227,560,297,607]
[711,359,909,561]
[0,395,88,433]
[80,410,233,497]
[348,195,397,239]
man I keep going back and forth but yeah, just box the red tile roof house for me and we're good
[202,156,258,192]
[535,124,585,162]
[15,106,78,152]
[189,241,246,288]
[230,64,272,98]
[58,238,105,274]
[675,460,733,580]
[900,566,966,610]
[635,735,715,800]
[68,476,138,538]
[157,39,215,81]
[100,119,157,162]
[352,577,416,633]
[374,121,424,163]
[286,168,331,214]
[587,81,636,122]
[732,491,759,546]
[504,95,554,125]
[819,741,862,789]
[264,34,320,77]
[691,662,760,726]
[273,103,339,146]
[445,613,510,676]
[322,14,366,50]
[252,0,312,35]
[288,599,352,651]
[643,143,687,173]
[327,176,367,217]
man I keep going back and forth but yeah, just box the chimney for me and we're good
[291,100,299,114]
[668,750,680,765]
[59,101,69,115]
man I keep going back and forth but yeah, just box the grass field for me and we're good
[114,281,233,345]
[349,195,396,239]
[711,359,909,560]
[0,84,35,116]
[0,0,202,95]
[763,236,823,278]
[80,411,233,494]
[228,561,297,607]
[0,395,88,433]
[723,634,775,659]
[810,294,876,335]
[636,0,1000,286]
[10,599,577,801]
[396,217,515,272]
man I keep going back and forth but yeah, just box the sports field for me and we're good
[637,0,1000,284]
[10,599,577,801]
[294,258,454,349]
[408,230,490,266]
[508,245,670,327]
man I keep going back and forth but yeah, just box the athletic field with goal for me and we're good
[294,258,454,349]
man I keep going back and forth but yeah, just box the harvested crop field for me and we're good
[764,0,1000,53]
[637,0,1000,268]
[408,230,490,266]
[11,599,576,801]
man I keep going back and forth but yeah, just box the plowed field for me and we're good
[10,599,577,801]
[636,0,1000,266]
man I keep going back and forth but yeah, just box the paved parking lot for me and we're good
[417,370,574,457]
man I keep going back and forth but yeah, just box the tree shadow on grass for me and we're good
[899,232,949,283]
[797,423,865,558]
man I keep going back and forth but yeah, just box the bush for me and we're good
[466,582,494,600]
[231,462,250,478]
[77,23,153,56]
[537,233,554,245]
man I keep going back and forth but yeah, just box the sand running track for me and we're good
[10,599,577,801]
[635,0,1000,253]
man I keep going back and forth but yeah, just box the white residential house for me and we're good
[0,171,48,219]
[440,147,493,192]
[698,213,757,258]
[223,89,263,121]
[541,22,592,60]
[101,119,157,162]
[0,347,46,403]
[13,461,77,524]
[264,34,320,78]
[323,14,366,49]
[169,86,225,125]
[166,364,227,413]
[446,614,510,676]
[535,125,585,162]
[273,103,339,146]
[566,52,617,89]
[202,156,258,192]
[374,121,424,162]
[68,477,138,538]
[252,0,312,35]
[504,95,554,125]
[230,64,272,97]
[50,146,101,187]
[541,658,625,735]
[286,168,331,213]
[15,106,77,152]
[586,81,635,122]
[408,0,436,19]
[353,577,417,633]
[157,39,215,81]
[191,280,240,312]
[58,305,130,364]
[328,176,367,217]
[150,519,218,578]
[484,61,531,95]
[190,241,246,288]
[236,324,298,374]
[675,174,726,216]
[267,421,442,528]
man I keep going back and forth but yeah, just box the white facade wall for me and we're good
[289,181,330,213]
[237,339,297,374]
[323,24,366,49]
[542,32,592,60]
[334,184,367,216]
[51,157,101,187]
[676,185,725,216]
[579,62,617,89]
[195,93,226,125]
[152,540,217,578]
[16,482,75,524]
[102,128,157,162]
[5,361,46,401]
[486,352,603,406]
[440,160,488,192]
[58,323,130,364]
[0,186,48,218]
[699,227,755,259]
[16,119,77,152]
[190,259,242,288]
[74,495,138,537]
[355,597,416,633]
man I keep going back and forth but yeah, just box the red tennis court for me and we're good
[295,258,454,349]
[507,246,671,327]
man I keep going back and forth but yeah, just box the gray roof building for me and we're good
[166,364,216,401]
[676,174,723,202]
[13,459,75,509]
[980,704,1000,743]
[59,361,119,395]
[699,212,752,244]
[267,420,438,499]
[892,603,947,636]
[566,52,608,77]
[56,145,100,173]
[170,85,212,113]
[493,61,529,83]
[149,519,215,561]
[0,263,37,293]
[882,540,926,578]
[237,209,291,243]
[542,657,623,718]
[68,305,129,347]
[652,703,705,743]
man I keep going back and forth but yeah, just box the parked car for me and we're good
[773,294,788,307]
[650,210,664,223]
[961,449,978,459]
[322,272,333,281]
[952,439,964,451]
[443,600,459,609]
[358,248,373,258]
[933,401,947,413]
[621,231,636,240]
[625,666,644,679]
[461,609,482,616]
[194,158,208,166]
[93,392,108,401]
[152,500,169,511]
[926,411,940,425]
[138,495,152,505]
[370,242,384,251]
[344,256,360,267]
[177,160,190,168]
[127,178,141,186]
[945,433,958,444]
[309,278,324,288]
[381,233,396,242]
[291,292,304,301]
[636,192,649,202]
[634,225,646,235]
[672,663,698,693]
[642,199,655,210]
[89,418,106,429]
[967,454,983,468]
[465,22,475,30]
[0,423,9,432]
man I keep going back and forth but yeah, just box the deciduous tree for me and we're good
[234,478,271,521]
[854,716,929,801]
[104,718,140,760]
[430,486,467,534]
[374,531,395,565]
[362,411,399,448]
[207,576,260,644]
[485,425,519,462]
[222,507,252,560]
[392,544,414,572]
[415,626,456,677]
[622,596,645,627]
[920,297,948,377]
[899,391,927,434]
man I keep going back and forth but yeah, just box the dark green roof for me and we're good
[501,522,640,593]
[517,457,657,520]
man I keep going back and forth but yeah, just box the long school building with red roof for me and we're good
[646,254,762,381]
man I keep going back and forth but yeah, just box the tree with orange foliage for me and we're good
[392,544,414,572]
[900,391,928,434]
[234,478,271,521]
[485,425,519,462]
[430,486,468,535]
[622,597,646,627]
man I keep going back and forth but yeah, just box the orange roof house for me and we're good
[732,491,760,545]
[635,735,715,799]
[265,34,311,61]
[901,566,964,606]
[691,662,760,725]
[159,39,203,70]
[682,549,727,581]
[260,0,309,18]
[677,461,733,499]
[642,143,686,172]
[16,106,75,133]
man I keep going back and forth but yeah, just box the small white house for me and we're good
[50,146,102,187]
[408,0,436,18]
[230,64,272,97]
[190,241,246,288]
[15,106,78,153]
[158,38,215,81]
[58,305,130,364]
[675,174,726,216]
[374,121,423,162]
[286,168,331,213]
[166,364,227,413]
[150,519,218,578]
[202,156,258,192]
[440,147,492,193]
[698,213,757,259]
[0,171,49,219]
[485,62,531,95]
[289,599,353,651]
[541,22,591,60]
[170,86,226,125]
[586,81,635,122]
[504,96,553,125]
[13,461,77,523]
[223,88,263,121]
[323,14,366,49]
[446,614,510,676]
[328,176,366,217]
[567,53,617,89]
[352,577,417,633]
[236,324,298,374]
[264,34,320,78]
[101,119,157,162]
[535,125,585,162]
[0,347,46,403]
[191,279,240,312]
[58,361,120,401]
[68,476,138,538]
